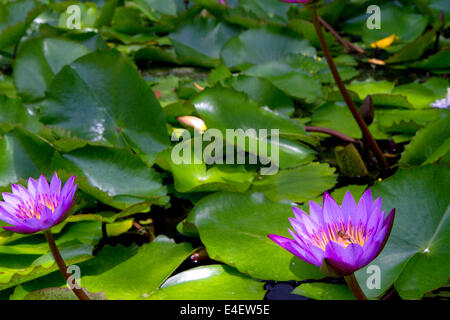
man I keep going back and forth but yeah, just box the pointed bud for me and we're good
[177,116,207,133]
[360,95,374,126]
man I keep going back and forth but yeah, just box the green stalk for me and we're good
[44,230,90,300]
[344,273,368,300]
[309,7,389,171]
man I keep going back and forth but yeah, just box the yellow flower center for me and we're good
[310,222,368,251]
[16,194,58,220]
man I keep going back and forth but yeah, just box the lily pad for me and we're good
[40,50,169,165]
[13,37,91,101]
[252,162,337,202]
[0,127,55,186]
[169,17,239,67]
[356,165,450,299]
[220,26,316,69]
[149,265,266,300]
[188,191,324,281]
[52,145,168,209]
[0,0,45,50]
[0,95,41,132]
[69,235,195,300]
[399,112,450,167]
[292,282,355,300]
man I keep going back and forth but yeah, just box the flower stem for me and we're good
[309,8,389,171]
[305,125,358,144]
[344,273,368,300]
[317,16,364,54]
[43,230,90,300]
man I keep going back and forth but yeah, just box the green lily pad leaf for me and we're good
[411,50,450,71]
[346,80,395,100]
[94,0,119,28]
[133,0,178,21]
[52,145,167,209]
[149,265,266,300]
[229,75,295,116]
[40,50,169,165]
[0,243,94,291]
[243,54,357,103]
[310,101,388,139]
[239,0,290,24]
[191,87,315,169]
[3,220,101,251]
[192,87,306,137]
[0,74,17,98]
[0,127,56,186]
[344,3,428,51]
[261,72,323,104]
[169,18,239,68]
[134,45,181,65]
[188,191,323,281]
[75,235,195,300]
[162,145,256,193]
[288,19,336,49]
[399,113,450,167]
[0,95,41,132]
[392,77,449,109]
[110,6,149,34]
[292,282,355,300]
[13,38,91,102]
[24,287,107,300]
[105,218,133,237]
[387,28,437,64]
[0,0,45,50]
[356,165,450,300]
[220,26,316,69]
[252,162,337,202]
[275,138,317,169]
[376,109,442,135]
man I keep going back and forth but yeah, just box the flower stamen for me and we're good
[311,222,371,250]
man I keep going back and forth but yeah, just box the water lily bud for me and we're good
[177,116,207,133]
[360,95,374,126]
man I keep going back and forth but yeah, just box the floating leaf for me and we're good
[0,95,41,132]
[40,50,169,165]
[52,145,168,209]
[169,17,239,67]
[399,113,450,167]
[292,282,355,300]
[221,26,316,69]
[149,265,266,300]
[13,38,91,101]
[356,165,450,299]
[0,127,55,186]
[24,287,107,300]
[0,0,45,50]
[188,192,324,281]
[68,235,195,300]
[252,162,337,202]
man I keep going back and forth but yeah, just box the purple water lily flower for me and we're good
[0,174,77,234]
[268,189,395,276]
